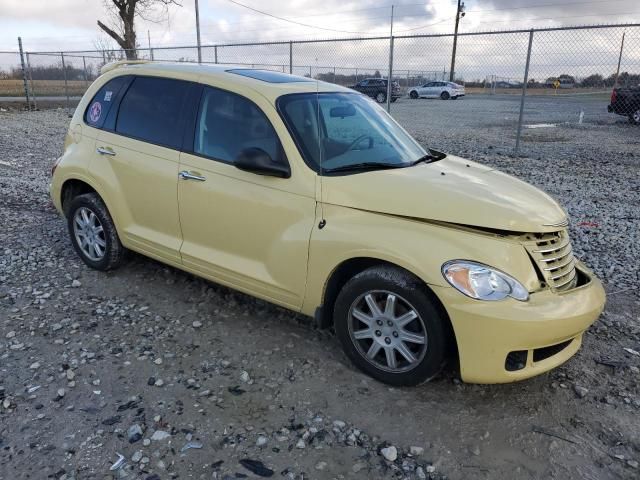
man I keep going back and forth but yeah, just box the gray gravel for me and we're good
[0,106,639,480]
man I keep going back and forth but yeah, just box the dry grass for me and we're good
[0,79,89,97]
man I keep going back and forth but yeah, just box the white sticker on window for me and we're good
[104,91,113,102]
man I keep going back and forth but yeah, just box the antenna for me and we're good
[315,57,326,229]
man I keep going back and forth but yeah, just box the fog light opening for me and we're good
[505,350,528,371]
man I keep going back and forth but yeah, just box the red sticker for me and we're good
[89,101,102,123]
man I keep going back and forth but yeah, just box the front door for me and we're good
[177,86,316,309]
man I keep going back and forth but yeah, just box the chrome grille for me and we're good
[524,230,577,292]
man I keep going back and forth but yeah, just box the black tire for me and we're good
[375,91,386,103]
[391,97,398,103]
[409,90,419,99]
[440,91,450,100]
[333,266,448,386]
[67,193,126,271]
[451,96,458,100]
[630,109,640,124]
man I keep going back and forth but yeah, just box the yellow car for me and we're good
[50,61,606,386]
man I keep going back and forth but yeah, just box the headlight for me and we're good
[442,260,529,301]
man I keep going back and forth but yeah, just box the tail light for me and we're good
[611,89,617,104]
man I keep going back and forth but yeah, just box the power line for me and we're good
[226,0,374,35]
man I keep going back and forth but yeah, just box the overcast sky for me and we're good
[1,0,639,52]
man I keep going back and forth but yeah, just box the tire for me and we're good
[440,91,450,100]
[333,266,448,386]
[630,109,640,125]
[375,91,386,103]
[409,90,419,99]
[67,192,126,271]
[451,96,458,100]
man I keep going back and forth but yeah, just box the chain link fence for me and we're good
[1,24,638,153]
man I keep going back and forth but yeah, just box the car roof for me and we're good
[99,61,351,102]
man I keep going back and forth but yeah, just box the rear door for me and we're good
[91,76,194,264]
[420,82,435,97]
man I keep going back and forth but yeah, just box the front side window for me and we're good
[278,92,429,174]
[194,86,284,166]
[116,76,189,149]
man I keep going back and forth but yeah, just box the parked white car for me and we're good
[408,81,465,100]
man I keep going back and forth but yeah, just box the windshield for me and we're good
[277,92,429,173]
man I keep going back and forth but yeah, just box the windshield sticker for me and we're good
[104,91,113,102]
[88,101,102,124]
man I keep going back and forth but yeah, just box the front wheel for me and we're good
[375,92,387,103]
[440,91,450,100]
[334,266,448,386]
[67,193,126,271]
[409,90,419,99]
[630,109,640,124]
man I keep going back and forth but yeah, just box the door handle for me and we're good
[96,147,116,156]
[179,170,206,182]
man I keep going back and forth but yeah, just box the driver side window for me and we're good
[194,87,284,166]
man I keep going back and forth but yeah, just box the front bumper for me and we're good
[432,262,605,383]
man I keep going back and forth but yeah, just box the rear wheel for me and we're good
[409,90,419,99]
[630,109,640,124]
[334,266,448,386]
[375,92,386,103]
[67,193,126,271]
[440,91,450,100]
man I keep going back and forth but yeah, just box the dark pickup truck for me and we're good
[608,86,640,124]
[349,78,401,104]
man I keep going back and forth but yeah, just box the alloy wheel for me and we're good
[348,290,428,373]
[73,207,106,261]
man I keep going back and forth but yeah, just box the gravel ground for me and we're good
[0,104,639,480]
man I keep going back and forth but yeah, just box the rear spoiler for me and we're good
[100,60,151,75]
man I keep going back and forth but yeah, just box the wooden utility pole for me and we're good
[449,0,465,82]
[195,0,202,63]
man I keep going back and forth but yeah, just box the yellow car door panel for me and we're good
[178,85,315,309]
[90,75,194,263]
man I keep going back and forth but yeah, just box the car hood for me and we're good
[321,155,567,233]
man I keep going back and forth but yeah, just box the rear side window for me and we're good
[84,76,129,129]
[116,76,189,149]
[193,86,284,166]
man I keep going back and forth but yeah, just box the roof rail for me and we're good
[100,60,151,75]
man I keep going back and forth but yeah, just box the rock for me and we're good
[256,436,268,447]
[128,424,143,443]
[574,385,589,398]
[315,461,328,471]
[151,430,171,441]
[153,358,163,365]
[192,320,202,328]
[416,466,427,479]
[71,279,81,287]
[154,379,164,387]
[296,439,306,449]
[131,451,143,463]
[29,362,40,370]
[381,446,398,462]
[628,460,639,469]
[56,388,65,399]
[410,446,424,456]
[240,371,251,383]
[426,465,436,473]
[471,445,481,456]
[6,331,16,339]
[352,462,367,473]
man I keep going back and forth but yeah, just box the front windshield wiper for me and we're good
[322,162,408,174]
[409,150,447,166]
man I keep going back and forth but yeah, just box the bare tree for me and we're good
[98,0,181,60]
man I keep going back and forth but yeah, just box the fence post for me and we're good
[18,37,31,109]
[82,55,89,86]
[515,29,534,155]
[60,51,70,114]
[214,46,218,64]
[386,35,394,113]
[25,52,37,110]
[289,41,293,74]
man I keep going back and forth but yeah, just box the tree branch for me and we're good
[97,20,127,51]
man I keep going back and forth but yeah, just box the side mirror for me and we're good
[235,147,290,178]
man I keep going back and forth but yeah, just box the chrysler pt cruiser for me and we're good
[50,62,606,386]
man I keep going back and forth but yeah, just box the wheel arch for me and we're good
[60,178,97,217]
[316,257,457,352]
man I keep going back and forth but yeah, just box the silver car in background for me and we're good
[408,81,465,100]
